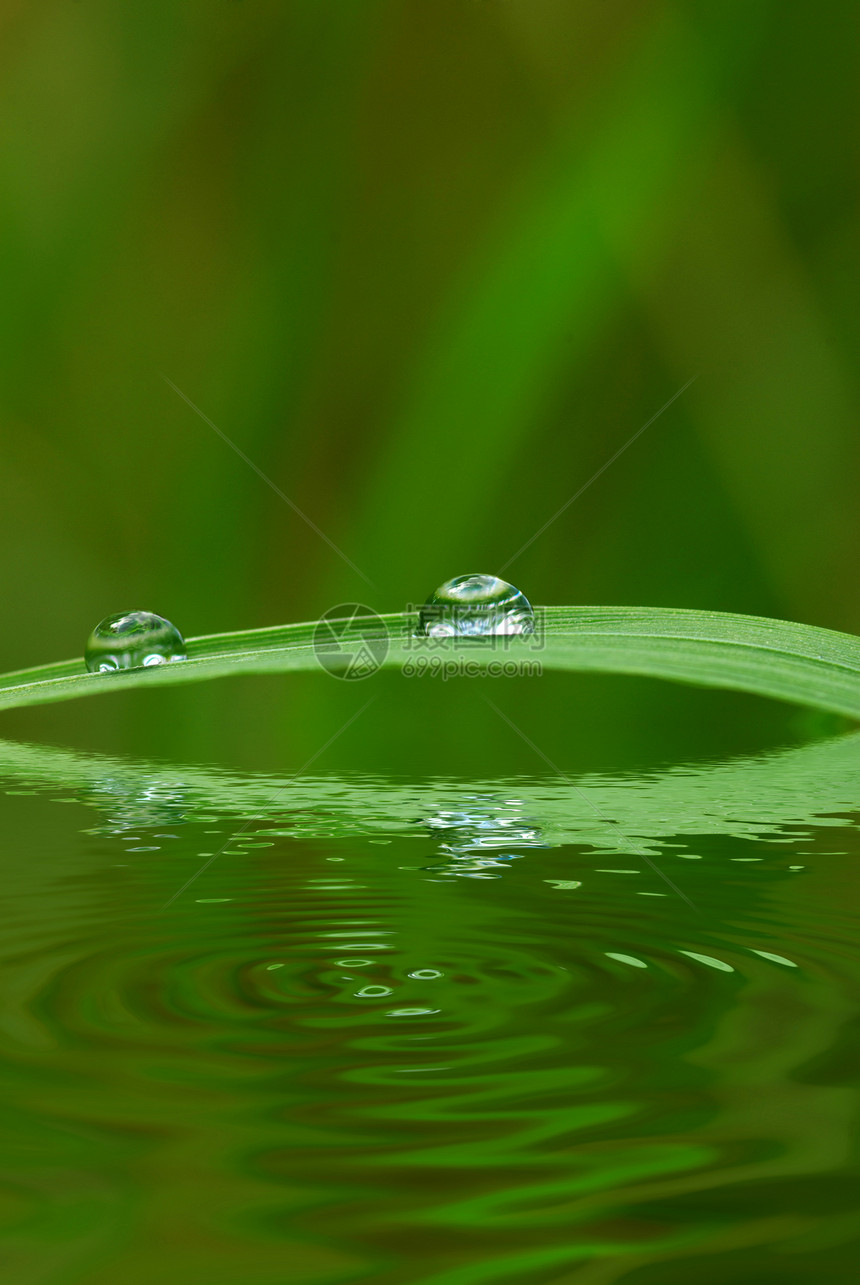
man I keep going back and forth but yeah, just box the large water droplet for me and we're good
[416,574,534,637]
[85,611,187,674]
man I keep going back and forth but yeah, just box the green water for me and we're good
[2,733,859,1283]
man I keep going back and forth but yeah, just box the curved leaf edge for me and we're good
[0,606,858,719]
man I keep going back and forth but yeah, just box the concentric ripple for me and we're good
[0,736,859,1281]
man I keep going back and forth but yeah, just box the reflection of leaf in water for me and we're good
[1,728,859,855]
[1,731,859,1274]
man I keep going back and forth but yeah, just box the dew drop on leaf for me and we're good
[85,611,187,673]
[416,574,534,637]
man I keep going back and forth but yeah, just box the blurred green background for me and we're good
[0,0,857,774]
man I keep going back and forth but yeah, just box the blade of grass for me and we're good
[0,607,859,719]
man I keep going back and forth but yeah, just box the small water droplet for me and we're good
[85,611,187,673]
[355,985,393,998]
[416,574,534,637]
[408,969,443,979]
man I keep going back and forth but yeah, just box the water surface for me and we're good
[2,733,859,1283]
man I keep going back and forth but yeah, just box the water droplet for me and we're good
[416,574,534,637]
[85,611,187,673]
[355,985,393,998]
[408,969,443,979]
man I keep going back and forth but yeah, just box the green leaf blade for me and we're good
[0,607,859,719]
